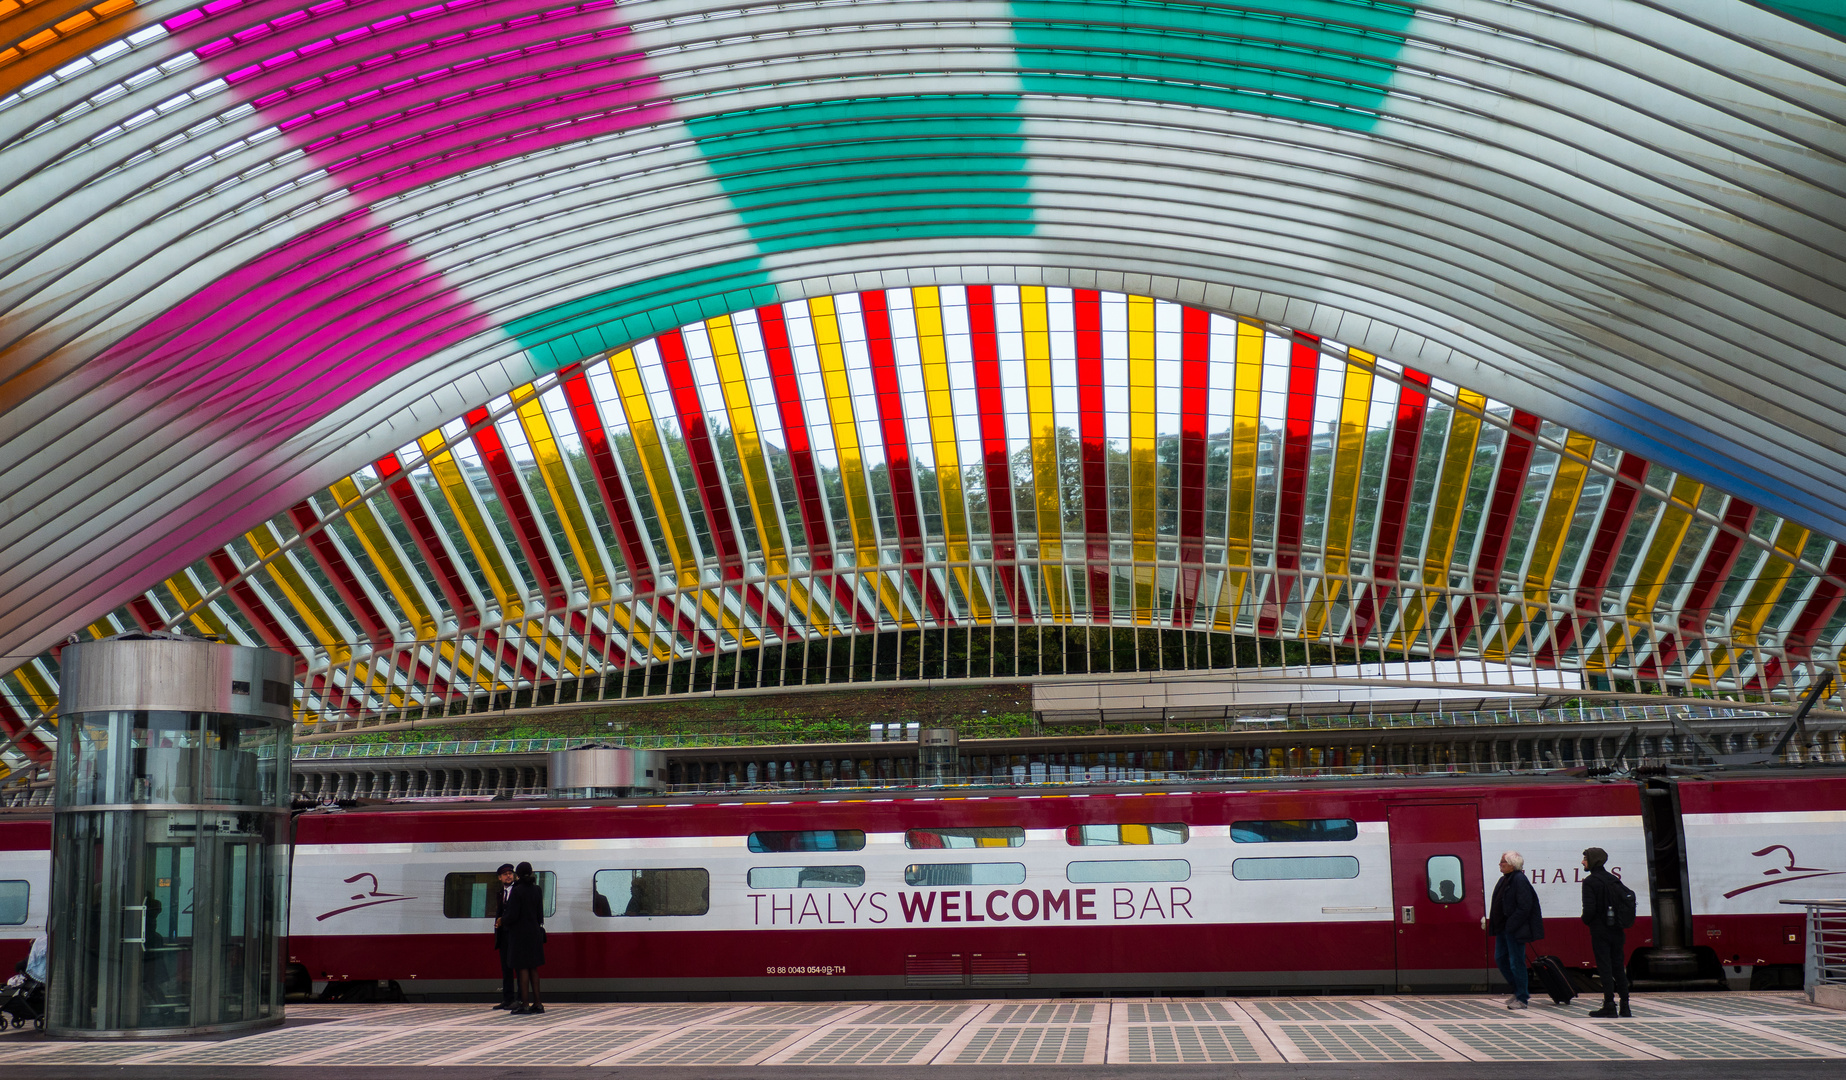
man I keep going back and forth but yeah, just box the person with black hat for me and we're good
[488,863,517,1010]
[501,861,547,1014]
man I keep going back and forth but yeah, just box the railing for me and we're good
[292,738,585,760]
[1783,899,1846,1003]
[287,701,1770,761]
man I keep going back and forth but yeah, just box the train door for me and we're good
[1388,802,1486,989]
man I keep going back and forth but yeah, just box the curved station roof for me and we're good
[1,1,1844,769]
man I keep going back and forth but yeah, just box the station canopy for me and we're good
[1,1,1844,769]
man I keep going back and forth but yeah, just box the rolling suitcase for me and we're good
[1527,952,1576,1005]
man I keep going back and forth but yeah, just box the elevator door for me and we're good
[1389,802,1487,989]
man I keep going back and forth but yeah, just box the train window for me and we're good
[1427,856,1465,903]
[1231,856,1361,881]
[907,827,1025,849]
[1230,819,1358,843]
[592,869,710,916]
[0,880,26,924]
[442,872,556,919]
[904,862,1028,887]
[747,866,867,890]
[747,829,866,853]
[1066,860,1190,883]
[1065,823,1187,846]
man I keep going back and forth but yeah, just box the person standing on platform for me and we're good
[1581,847,1634,1017]
[489,863,517,1010]
[1482,851,1544,1009]
[502,861,547,1014]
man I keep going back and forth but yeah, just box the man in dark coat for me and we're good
[1580,847,1632,1017]
[1483,850,1544,1009]
[502,861,547,1014]
[488,863,517,1010]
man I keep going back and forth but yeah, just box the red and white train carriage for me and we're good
[1,770,1841,997]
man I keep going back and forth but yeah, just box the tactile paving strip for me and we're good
[291,1005,415,1021]
[586,1005,734,1026]
[1575,1001,1679,1019]
[455,1028,654,1064]
[781,1026,942,1064]
[149,1026,390,1064]
[1122,1002,1238,1022]
[3,1043,176,1063]
[1761,1020,1846,1049]
[955,1025,1090,1063]
[1278,1022,1444,1061]
[1667,995,1833,1017]
[857,1004,971,1025]
[616,1027,798,1065]
[0,1043,64,1061]
[1387,999,1536,1021]
[722,1004,854,1025]
[1254,1000,1378,1021]
[368,1004,507,1024]
[1121,1024,1263,1062]
[991,1002,1097,1024]
[1609,1020,1824,1059]
[5,1041,176,1063]
[1436,1021,1636,1060]
[317,1029,510,1064]
[472,1010,581,1027]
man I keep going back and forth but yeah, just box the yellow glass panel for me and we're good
[334,478,432,636]
[241,526,380,702]
[1304,349,1375,638]
[809,296,907,626]
[417,431,524,617]
[1215,320,1265,631]
[1493,431,1596,657]
[334,482,507,691]
[1397,390,1487,650]
[11,663,56,718]
[706,314,827,635]
[162,569,233,640]
[913,287,988,619]
[510,386,668,661]
[608,349,694,576]
[607,347,751,649]
[1708,519,1810,682]
[512,386,608,595]
[1021,286,1068,619]
[250,529,414,710]
[1591,475,1703,672]
[245,525,343,646]
[1128,295,1157,623]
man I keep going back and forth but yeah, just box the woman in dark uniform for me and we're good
[501,861,546,1014]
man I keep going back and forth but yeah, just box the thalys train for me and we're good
[1,769,1841,998]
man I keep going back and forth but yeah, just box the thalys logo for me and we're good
[316,873,417,921]
[1721,845,1846,899]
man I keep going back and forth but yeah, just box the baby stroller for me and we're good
[1,963,45,1031]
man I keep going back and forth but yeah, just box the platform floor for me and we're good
[2,992,1843,1069]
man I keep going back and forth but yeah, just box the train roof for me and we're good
[3,763,1841,829]
[290,762,1846,816]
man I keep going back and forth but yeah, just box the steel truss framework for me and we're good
[5,285,1846,775]
[2,3,1845,773]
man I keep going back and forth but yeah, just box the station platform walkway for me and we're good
[2,992,1844,1075]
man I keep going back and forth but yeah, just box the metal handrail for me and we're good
[1780,899,1846,1002]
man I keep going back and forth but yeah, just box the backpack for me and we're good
[1607,875,1638,929]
